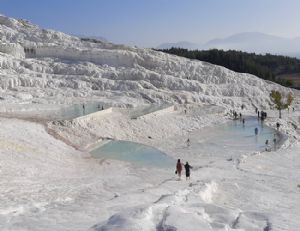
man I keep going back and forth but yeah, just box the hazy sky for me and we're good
[1,0,300,47]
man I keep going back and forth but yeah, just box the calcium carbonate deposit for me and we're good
[0,14,300,231]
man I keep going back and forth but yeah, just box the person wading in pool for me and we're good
[265,139,270,151]
[184,161,193,180]
[175,159,183,180]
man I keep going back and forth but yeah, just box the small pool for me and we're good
[7,102,110,121]
[189,117,279,159]
[53,102,108,120]
[90,140,174,168]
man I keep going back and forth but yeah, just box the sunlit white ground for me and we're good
[0,103,299,231]
[0,13,299,230]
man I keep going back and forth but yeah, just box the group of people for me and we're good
[255,108,267,121]
[259,111,267,120]
[229,110,244,121]
[176,159,193,180]
[230,110,239,120]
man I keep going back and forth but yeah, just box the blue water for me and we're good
[90,117,279,168]
[90,140,174,168]
[189,117,278,158]
[52,102,108,120]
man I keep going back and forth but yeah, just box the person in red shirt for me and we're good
[176,159,183,180]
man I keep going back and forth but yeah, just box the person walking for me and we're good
[186,138,190,147]
[276,122,280,131]
[175,159,183,180]
[255,127,258,135]
[184,162,193,180]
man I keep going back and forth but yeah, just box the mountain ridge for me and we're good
[156,32,300,58]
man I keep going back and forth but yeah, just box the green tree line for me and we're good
[157,48,300,87]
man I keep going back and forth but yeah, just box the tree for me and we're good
[270,90,294,118]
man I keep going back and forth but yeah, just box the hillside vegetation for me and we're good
[158,48,300,88]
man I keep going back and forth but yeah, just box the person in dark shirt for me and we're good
[184,162,193,180]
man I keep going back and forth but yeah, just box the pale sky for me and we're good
[1,0,300,47]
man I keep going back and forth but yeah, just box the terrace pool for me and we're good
[53,102,108,120]
[90,140,174,168]
[188,117,281,159]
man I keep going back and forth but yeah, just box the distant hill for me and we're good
[203,32,300,58]
[156,32,300,58]
[158,47,300,88]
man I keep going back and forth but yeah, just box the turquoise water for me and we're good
[189,117,279,159]
[90,117,280,168]
[52,102,108,120]
[90,140,174,168]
